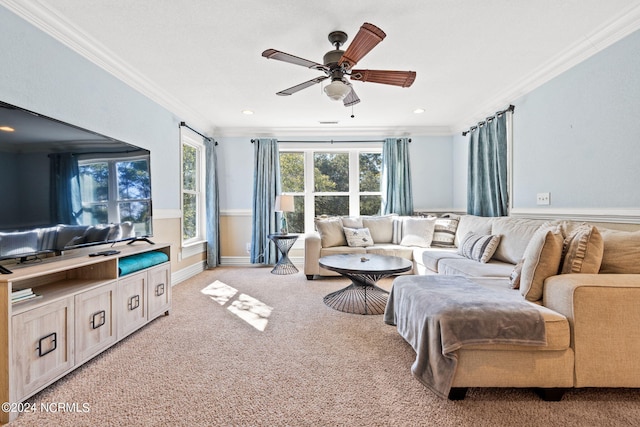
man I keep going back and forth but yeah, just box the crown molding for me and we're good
[452,3,640,133]
[0,0,214,133]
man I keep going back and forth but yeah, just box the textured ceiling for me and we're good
[3,0,640,136]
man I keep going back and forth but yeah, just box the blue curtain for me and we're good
[49,153,82,224]
[250,138,281,264]
[381,137,413,215]
[467,112,509,216]
[205,138,220,268]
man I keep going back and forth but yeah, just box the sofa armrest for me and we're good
[304,232,322,278]
[543,274,640,387]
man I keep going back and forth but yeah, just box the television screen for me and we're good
[0,101,152,262]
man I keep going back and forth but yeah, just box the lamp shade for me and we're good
[324,80,352,101]
[275,194,294,213]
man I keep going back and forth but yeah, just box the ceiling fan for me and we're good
[261,23,416,107]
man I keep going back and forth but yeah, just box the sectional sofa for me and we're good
[304,213,640,399]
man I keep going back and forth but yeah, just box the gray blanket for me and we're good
[384,275,547,398]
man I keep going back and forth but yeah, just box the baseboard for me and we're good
[172,260,207,285]
[221,256,304,267]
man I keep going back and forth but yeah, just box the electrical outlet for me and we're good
[246,243,251,254]
[536,192,550,205]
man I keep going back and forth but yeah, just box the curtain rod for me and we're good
[462,105,515,136]
[179,122,217,145]
[250,138,411,144]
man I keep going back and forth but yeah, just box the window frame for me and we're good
[180,129,206,249]
[279,143,382,234]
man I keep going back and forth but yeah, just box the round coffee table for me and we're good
[319,254,412,315]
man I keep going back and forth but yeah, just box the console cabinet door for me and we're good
[75,282,117,363]
[117,272,146,339]
[147,264,171,320]
[11,297,74,401]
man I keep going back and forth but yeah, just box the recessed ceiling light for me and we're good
[0,126,15,132]
[413,108,425,114]
[241,110,254,115]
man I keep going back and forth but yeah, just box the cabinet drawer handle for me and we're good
[36,332,57,357]
[91,310,106,329]
[128,294,140,311]
[155,283,165,297]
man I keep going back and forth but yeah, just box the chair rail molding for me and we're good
[510,208,640,224]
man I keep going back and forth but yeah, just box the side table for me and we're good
[268,233,299,275]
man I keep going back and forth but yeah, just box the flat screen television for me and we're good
[0,101,153,266]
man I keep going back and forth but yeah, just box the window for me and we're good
[79,155,151,235]
[181,131,205,246]
[279,146,382,233]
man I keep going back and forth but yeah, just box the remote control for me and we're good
[0,265,12,274]
[89,250,121,257]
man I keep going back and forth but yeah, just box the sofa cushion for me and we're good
[458,232,501,263]
[315,217,346,248]
[365,244,414,260]
[362,215,396,244]
[343,227,373,247]
[491,217,547,264]
[320,246,367,257]
[400,217,436,248]
[431,217,459,247]
[420,248,462,272]
[560,224,604,274]
[520,225,564,302]
[598,229,640,274]
[455,215,494,247]
[437,258,515,277]
[341,217,363,229]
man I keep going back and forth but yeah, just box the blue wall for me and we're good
[511,29,640,209]
[0,7,181,211]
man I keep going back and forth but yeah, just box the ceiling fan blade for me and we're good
[262,49,328,71]
[276,76,329,96]
[350,69,417,87]
[338,23,386,69]
[343,87,360,107]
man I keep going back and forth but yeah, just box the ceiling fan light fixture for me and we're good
[324,80,351,101]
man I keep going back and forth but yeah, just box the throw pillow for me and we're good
[341,217,363,229]
[343,227,373,247]
[458,232,501,263]
[431,218,459,247]
[399,217,436,248]
[314,217,346,248]
[560,224,604,274]
[362,215,397,244]
[519,225,564,302]
[598,229,640,274]
[509,259,524,289]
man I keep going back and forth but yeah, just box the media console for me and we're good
[0,243,171,424]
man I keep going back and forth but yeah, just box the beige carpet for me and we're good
[10,267,640,426]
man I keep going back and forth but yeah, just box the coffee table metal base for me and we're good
[323,273,391,315]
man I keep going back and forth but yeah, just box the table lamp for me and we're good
[275,194,294,234]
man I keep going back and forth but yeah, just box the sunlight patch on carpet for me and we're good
[227,294,273,331]
[201,281,273,331]
[201,280,238,305]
